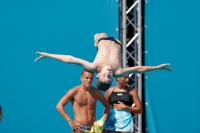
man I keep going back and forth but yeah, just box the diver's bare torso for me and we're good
[93,34,122,76]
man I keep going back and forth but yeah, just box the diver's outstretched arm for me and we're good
[116,63,172,77]
[34,52,96,71]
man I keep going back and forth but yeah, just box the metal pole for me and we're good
[137,0,143,132]
[122,0,126,68]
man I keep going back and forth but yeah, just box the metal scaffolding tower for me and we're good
[119,0,143,133]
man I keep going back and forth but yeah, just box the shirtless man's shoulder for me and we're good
[91,87,102,94]
[87,86,104,99]
[69,85,80,92]
[65,86,80,100]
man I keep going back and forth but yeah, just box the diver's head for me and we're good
[96,65,113,91]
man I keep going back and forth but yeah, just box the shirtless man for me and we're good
[56,69,110,133]
[35,33,172,91]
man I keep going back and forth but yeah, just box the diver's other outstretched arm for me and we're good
[116,63,172,77]
[34,52,96,71]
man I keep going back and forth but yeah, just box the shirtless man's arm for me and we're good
[34,52,96,72]
[89,89,110,133]
[56,87,77,131]
[96,89,110,120]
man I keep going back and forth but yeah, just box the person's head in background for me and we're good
[116,75,129,88]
